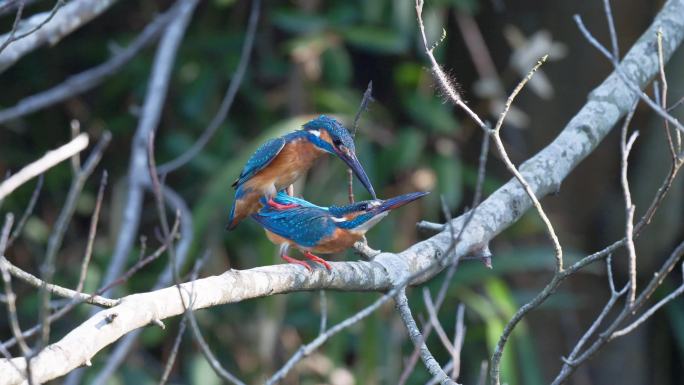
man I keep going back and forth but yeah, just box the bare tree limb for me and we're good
[0,3,180,125]
[0,257,117,307]
[395,288,456,385]
[99,0,197,297]
[0,0,117,73]
[0,133,89,200]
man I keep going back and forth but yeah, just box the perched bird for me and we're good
[251,190,429,271]
[227,115,376,230]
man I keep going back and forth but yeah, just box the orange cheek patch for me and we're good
[319,130,333,146]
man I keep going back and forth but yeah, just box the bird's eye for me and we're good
[333,138,343,147]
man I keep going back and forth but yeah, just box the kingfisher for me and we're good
[251,190,429,271]
[227,115,376,230]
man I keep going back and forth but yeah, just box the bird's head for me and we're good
[330,191,429,234]
[303,115,376,199]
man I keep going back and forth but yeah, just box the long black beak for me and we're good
[376,191,430,213]
[340,150,377,199]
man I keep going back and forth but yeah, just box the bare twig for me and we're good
[0,215,29,355]
[619,103,639,307]
[0,1,25,56]
[37,132,111,350]
[612,263,684,337]
[602,0,619,59]
[490,55,561,271]
[573,15,684,135]
[7,175,43,247]
[1,225,177,352]
[0,3,179,125]
[346,80,374,203]
[319,290,327,334]
[415,0,487,130]
[564,255,629,362]
[395,288,456,385]
[0,214,35,384]
[76,171,107,293]
[100,0,197,298]
[423,288,455,353]
[0,133,89,200]
[401,131,490,385]
[553,241,684,384]
[451,304,465,380]
[0,257,117,308]
[0,0,117,73]
[159,253,208,385]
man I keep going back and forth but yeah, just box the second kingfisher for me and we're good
[227,115,376,230]
[251,190,429,270]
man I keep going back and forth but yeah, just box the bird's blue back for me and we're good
[251,200,336,248]
[233,131,305,188]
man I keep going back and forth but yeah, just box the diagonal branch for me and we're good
[0,0,118,72]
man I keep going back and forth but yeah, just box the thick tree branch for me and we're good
[0,3,179,125]
[0,0,118,73]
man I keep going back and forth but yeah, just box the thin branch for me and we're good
[159,252,207,385]
[415,0,487,130]
[0,0,25,56]
[0,3,179,125]
[574,15,684,135]
[552,240,684,385]
[0,133,89,200]
[0,257,117,308]
[565,256,629,362]
[346,80,374,203]
[319,290,327,334]
[0,0,117,73]
[7,0,65,46]
[76,171,107,293]
[656,29,680,157]
[619,103,639,306]
[490,55,561,271]
[1,226,177,352]
[451,304,465,380]
[37,132,111,350]
[401,132,490,385]
[156,0,261,174]
[7,175,43,247]
[0,214,30,355]
[395,288,456,385]
[423,288,455,353]
[100,0,197,298]
[612,263,684,337]
[602,0,619,59]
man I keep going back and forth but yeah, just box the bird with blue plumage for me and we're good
[226,115,377,230]
[250,190,429,271]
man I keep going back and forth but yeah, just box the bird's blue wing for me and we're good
[252,206,335,248]
[232,137,286,188]
[271,191,327,210]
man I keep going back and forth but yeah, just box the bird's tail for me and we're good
[226,200,243,231]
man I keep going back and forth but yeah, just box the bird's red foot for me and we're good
[282,255,312,272]
[268,197,298,210]
[304,251,332,271]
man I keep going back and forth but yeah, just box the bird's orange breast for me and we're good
[307,228,364,254]
[246,139,325,193]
